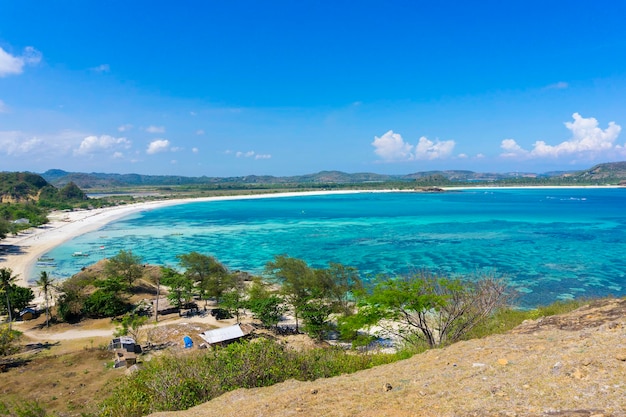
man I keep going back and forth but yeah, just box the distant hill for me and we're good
[38,161,626,189]
[0,171,87,203]
[567,161,626,182]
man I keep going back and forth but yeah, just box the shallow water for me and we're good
[37,189,626,307]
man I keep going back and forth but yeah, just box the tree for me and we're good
[160,267,193,310]
[177,252,229,303]
[115,313,148,344]
[0,268,17,329]
[83,277,130,318]
[349,271,513,348]
[84,289,129,318]
[56,276,90,323]
[314,263,363,315]
[219,273,247,321]
[57,290,85,323]
[105,250,143,287]
[247,295,285,329]
[4,285,35,317]
[300,300,334,341]
[36,271,55,327]
[265,255,316,332]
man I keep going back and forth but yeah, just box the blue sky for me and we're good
[1,1,626,176]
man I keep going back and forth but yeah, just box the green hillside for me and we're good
[40,161,626,189]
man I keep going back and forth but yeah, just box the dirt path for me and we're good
[14,310,233,343]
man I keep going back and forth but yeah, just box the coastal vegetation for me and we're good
[340,271,512,349]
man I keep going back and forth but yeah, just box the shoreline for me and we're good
[0,190,382,289]
[1,186,622,293]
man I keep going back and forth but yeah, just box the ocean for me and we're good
[37,188,626,308]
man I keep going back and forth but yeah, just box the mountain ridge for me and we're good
[37,161,626,189]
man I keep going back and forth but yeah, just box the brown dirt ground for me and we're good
[147,298,626,417]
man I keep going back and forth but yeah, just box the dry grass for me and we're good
[0,339,123,416]
[148,298,626,417]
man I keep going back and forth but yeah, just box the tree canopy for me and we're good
[342,271,513,348]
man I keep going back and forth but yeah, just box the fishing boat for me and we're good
[72,251,90,257]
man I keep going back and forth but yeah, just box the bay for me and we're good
[39,189,626,307]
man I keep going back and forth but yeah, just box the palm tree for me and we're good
[0,267,17,330]
[36,271,55,328]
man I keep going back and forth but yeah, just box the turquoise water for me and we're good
[37,189,626,307]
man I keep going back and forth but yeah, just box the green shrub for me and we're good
[99,337,406,417]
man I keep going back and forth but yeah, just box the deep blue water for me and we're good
[37,189,626,307]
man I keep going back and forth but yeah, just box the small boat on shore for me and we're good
[37,256,55,262]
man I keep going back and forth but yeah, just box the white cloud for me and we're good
[118,124,133,132]
[91,64,110,73]
[113,152,124,159]
[0,131,42,155]
[196,129,205,135]
[0,46,41,77]
[232,150,271,159]
[372,130,455,162]
[22,47,42,65]
[372,130,414,161]
[146,125,165,134]
[236,151,256,158]
[415,136,455,160]
[0,129,87,161]
[146,139,170,154]
[500,138,528,157]
[75,135,131,156]
[458,153,468,159]
[170,159,178,164]
[192,147,199,153]
[544,81,569,90]
[190,111,197,116]
[500,113,622,159]
[0,99,8,113]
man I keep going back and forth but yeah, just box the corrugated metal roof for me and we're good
[199,324,247,345]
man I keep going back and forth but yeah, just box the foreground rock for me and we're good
[148,299,626,417]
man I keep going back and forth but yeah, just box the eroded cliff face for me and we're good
[148,299,626,417]
[1,193,39,204]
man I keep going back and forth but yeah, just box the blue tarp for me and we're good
[183,335,193,348]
